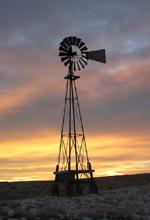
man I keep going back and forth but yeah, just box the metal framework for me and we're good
[54,62,94,184]
[52,36,106,195]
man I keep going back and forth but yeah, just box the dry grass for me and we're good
[0,174,149,219]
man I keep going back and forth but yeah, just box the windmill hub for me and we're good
[53,36,106,196]
[67,46,77,58]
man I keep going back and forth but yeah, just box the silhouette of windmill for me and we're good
[53,36,106,195]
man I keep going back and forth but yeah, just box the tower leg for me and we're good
[87,162,98,193]
[89,179,98,194]
[52,183,59,195]
[52,165,60,195]
[65,181,74,196]
[75,181,82,195]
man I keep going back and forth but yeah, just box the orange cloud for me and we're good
[0,132,149,182]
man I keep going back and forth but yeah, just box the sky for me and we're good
[0,0,150,181]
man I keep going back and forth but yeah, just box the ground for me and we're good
[0,174,150,220]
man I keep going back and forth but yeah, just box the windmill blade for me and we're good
[60,41,68,49]
[74,37,78,46]
[61,56,69,62]
[73,62,76,71]
[64,59,70,66]
[85,49,106,63]
[59,45,68,53]
[81,57,87,65]
[78,41,85,49]
[68,36,72,45]
[65,37,71,47]
[63,37,70,47]
[76,38,82,47]
[79,60,85,69]
[77,61,81,71]
[72,36,77,45]
[81,46,88,52]
[59,51,68,56]
[70,36,74,45]
[81,53,87,58]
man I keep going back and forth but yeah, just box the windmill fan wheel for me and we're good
[59,36,88,71]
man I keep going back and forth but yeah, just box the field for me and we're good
[0,173,150,220]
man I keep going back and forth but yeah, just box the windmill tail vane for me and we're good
[86,49,106,63]
[52,36,106,196]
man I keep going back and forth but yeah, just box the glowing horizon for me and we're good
[1,132,150,182]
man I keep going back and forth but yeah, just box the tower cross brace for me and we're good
[54,61,94,184]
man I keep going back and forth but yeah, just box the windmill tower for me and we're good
[53,36,106,195]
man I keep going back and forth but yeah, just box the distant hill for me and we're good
[0,173,149,200]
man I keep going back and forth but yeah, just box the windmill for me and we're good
[53,36,106,195]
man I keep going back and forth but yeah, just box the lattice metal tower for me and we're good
[53,36,106,195]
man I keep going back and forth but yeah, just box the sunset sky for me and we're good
[0,0,150,182]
